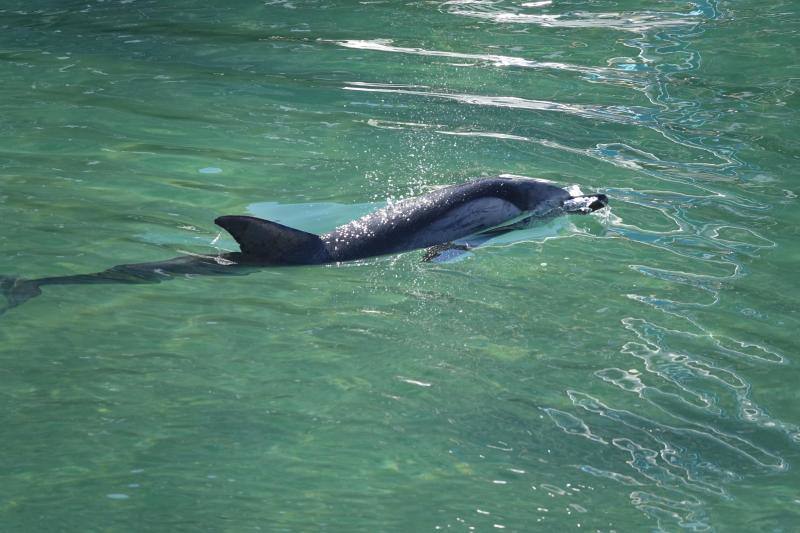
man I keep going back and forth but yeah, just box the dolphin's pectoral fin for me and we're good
[422,242,473,263]
[215,215,329,264]
[423,227,524,263]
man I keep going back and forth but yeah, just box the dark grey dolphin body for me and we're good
[214,177,607,264]
[0,177,607,312]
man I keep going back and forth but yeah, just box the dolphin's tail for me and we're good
[0,276,42,315]
[215,215,331,265]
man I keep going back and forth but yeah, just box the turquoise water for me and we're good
[1,0,799,530]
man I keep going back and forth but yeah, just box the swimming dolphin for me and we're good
[0,177,607,313]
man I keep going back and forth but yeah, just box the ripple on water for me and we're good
[1,0,795,530]
[442,2,705,32]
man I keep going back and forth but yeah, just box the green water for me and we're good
[1,0,799,530]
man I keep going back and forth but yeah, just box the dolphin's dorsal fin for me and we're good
[215,215,329,264]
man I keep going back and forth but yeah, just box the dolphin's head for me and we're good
[508,178,573,214]
[507,178,608,217]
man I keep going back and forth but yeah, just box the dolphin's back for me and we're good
[322,179,527,262]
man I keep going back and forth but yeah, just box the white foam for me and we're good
[566,184,584,196]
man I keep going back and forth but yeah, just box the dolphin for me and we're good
[0,177,607,313]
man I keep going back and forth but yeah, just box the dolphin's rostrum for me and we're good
[0,177,607,313]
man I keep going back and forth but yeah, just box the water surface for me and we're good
[1,1,799,531]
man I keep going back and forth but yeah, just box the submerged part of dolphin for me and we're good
[0,177,607,313]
